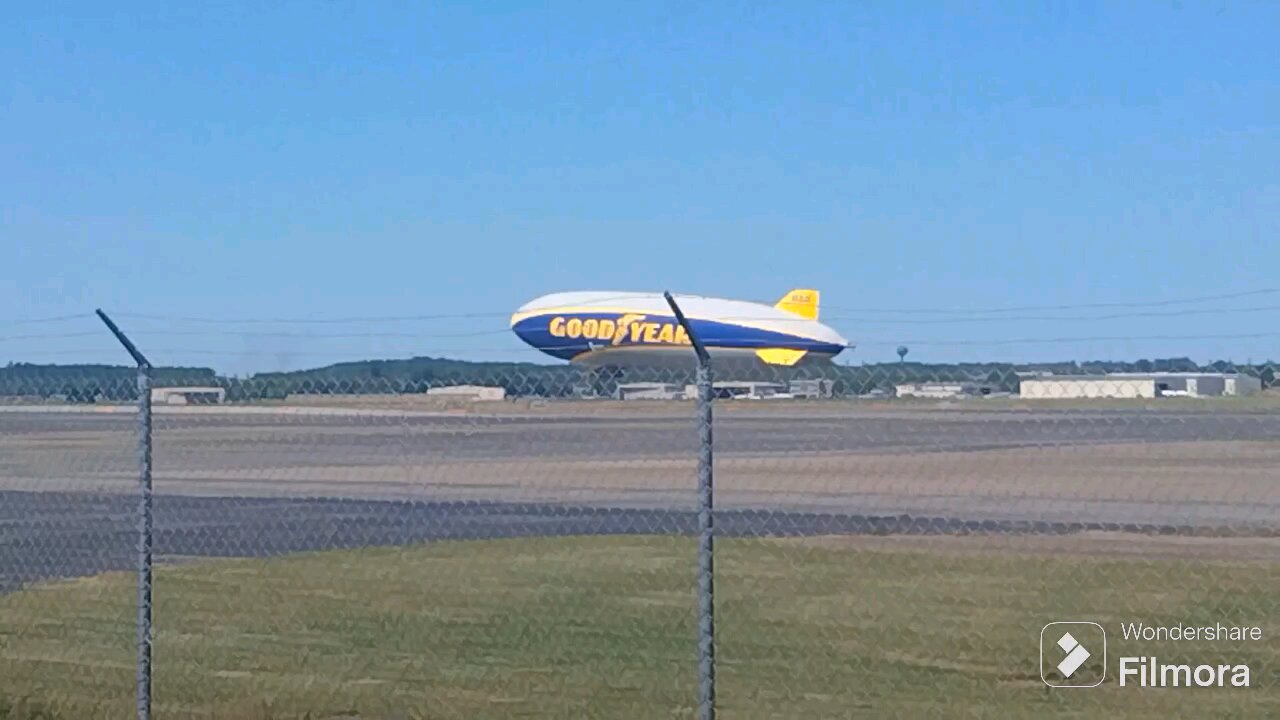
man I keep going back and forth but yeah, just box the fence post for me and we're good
[663,292,715,720]
[96,309,154,720]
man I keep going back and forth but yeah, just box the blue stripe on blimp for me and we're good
[512,312,844,362]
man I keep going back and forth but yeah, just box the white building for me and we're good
[425,385,507,401]
[788,378,836,399]
[894,382,997,399]
[1018,373,1261,399]
[1018,377,1157,399]
[682,381,788,400]
[617,382,685,400]
[1225,375,1264,396]
[150,386,226,405]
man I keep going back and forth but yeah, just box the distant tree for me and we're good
[986,368,1009,390]
[1256,365,1275,388]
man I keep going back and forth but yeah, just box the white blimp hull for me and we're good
[510,289,850,368]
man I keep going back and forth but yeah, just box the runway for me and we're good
[6,404,1280,457]
[4,490,1269,594]
[2,403,1278,590]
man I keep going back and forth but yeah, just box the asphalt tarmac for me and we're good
[3,490,1264,593]
[2,404,1278,591]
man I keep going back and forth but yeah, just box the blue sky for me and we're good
[3,1,1278,372]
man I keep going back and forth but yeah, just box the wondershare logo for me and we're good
[1041,622,1106,687]
[1055,632,1091,677]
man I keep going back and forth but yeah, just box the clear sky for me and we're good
[4,2,1278,373]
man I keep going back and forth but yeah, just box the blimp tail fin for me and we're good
[756,348,807,366]
[775,289,820,320]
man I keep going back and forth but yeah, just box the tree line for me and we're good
[1,356,1275,402]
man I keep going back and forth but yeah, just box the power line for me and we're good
[0,331,104,342]
[821,287,1280,315]
[859,332,1280,347]
[109,293,680,325]
[822,303,1280,326]
[114,310,515,325]
[0,313,95,328]
[128,329,513,340]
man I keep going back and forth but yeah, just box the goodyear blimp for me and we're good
[510,289,850,368]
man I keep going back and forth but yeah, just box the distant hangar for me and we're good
[1019,372,1262,399]
[150,386,226,405]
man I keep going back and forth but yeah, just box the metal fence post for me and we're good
[96,309,154,720]
[664,292,715,720]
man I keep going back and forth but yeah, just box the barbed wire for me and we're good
[108,293,684,325]
[14,333,1277,360]
[8,315,1279,346]
[6,295,1278,369]
[126,329,514,340]
[113,310,517,325]
[96,286,1280,327]
[93,305,1280,338]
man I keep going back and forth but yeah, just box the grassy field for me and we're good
[0,535,1276,719]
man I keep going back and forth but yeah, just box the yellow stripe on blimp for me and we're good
[572,344,811,366]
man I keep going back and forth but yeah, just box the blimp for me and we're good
[509,289,850,368]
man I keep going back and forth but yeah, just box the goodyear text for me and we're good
[547,314,691,346]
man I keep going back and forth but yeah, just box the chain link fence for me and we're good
[1,322,1277,718]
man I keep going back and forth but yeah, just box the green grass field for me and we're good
[0,535,1276,719]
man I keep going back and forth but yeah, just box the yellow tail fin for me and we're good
[774,288,820,320]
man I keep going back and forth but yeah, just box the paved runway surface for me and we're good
[2,405,1278,591]
[6,405,1280,458]
[4,489,1267,593]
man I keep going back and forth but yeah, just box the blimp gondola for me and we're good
[510,289,850,368]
